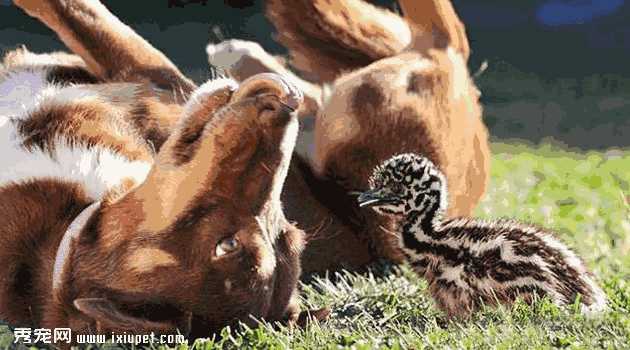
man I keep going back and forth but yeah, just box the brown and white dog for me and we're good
[1,0,489,340]
[208,0,491,272]
[1,0,324,340]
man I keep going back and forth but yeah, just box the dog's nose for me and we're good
[232,73,303,111]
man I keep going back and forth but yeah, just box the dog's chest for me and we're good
[0,67,151,200]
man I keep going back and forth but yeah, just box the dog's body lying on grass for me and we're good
[0,0,318,340]
[209,0,491,272]
[1,0,490,341]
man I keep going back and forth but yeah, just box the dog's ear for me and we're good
[73,298,191,334]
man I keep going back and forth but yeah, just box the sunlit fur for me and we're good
[2,0,312,335]
[365,153,607,318]
[217,0,492,273]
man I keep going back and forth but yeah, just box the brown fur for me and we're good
[282,155,374,272]
[17,98,153,161]
[3,0,488,338]
[171,87,234,164]
[263,0,491,270]
[3,0,324,341]
[2,46,85,69]
[266,0,411,82]
[46,65,101,85]
[398,0,470,59]
[207,40,323,117]
[13,0,195,100]
[0,180,91,326]
[1,62,307,339]
[2,43,183,155]
[211,0,489,272]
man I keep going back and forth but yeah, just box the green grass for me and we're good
[2,141,630,349]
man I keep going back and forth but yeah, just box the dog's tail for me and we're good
[266,0,412,82]
[399,0,470,60]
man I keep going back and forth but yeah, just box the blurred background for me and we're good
[1,0,629,149]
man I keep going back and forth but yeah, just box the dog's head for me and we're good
[53,73,304,337]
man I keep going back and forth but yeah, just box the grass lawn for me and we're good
[2,141,629,349]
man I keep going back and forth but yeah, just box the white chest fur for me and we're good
[0,67,151,200]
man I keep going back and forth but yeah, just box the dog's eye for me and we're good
[215,237,240,257]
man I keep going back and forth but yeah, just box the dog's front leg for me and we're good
[13,0,196,101]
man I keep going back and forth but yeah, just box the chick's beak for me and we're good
[357,189,394,207]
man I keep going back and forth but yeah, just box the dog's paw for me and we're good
[194,78,238,96]
[206,39,266,70]
[288,307,331,328]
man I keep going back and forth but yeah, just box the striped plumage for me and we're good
[358,153,607,318]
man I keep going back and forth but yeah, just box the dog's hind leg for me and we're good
[13,0,196,101]
[266,0,412,83]
[207,39,323,117]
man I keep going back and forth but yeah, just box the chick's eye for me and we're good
[391,183,404,194]
[215,236,240,257]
